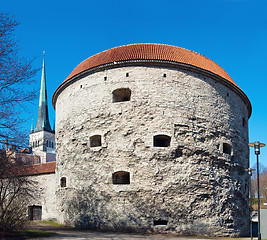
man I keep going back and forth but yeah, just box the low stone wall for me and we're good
[28,172,57,221]
[261,209,267,239]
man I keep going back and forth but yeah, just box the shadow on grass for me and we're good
[18,229,57,239]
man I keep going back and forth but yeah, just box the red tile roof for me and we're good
[17,148,30,153]
[52,43,251,117]
[10,162,56,177]
[65,43,236,85]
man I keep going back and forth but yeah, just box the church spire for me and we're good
[34,52,53,133]
[30,119,34,133]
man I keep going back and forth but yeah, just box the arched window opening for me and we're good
[223,143,232,155]
[112,171,130,184]
[60,177,66,188]
[90,135,102,147]
[153,135,171,147]
[112,88,131,102]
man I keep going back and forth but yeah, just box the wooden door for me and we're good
[29,206,42,220]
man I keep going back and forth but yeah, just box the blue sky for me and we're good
[2,0,267,168]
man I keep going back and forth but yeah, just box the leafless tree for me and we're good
[0,13,38,235]
[250,164,267,209]
[0,13,38,149]
[0,150,36,234]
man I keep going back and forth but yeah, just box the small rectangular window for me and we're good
[154,219,168,225]
[60,177,66,187]
[90,135,102,147]
[154,135,171,147]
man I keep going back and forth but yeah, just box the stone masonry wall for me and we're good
[28,173,57,221]
[55,65,250,237]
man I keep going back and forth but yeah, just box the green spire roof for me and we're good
[30,119,34,133]
[34,53,53,133]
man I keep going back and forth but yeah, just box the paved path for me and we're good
[33,231,253,240]
[27,222,253,240]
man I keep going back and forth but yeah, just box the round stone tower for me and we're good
[52,44,251,237]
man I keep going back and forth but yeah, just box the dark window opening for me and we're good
[90,135,102,147]
[104,76,107,81]
[112,171,130,184]
[172,148,182,158]
[80,85,83,88]
[163,73,166,77]
[223,143,232,154]
[154,135,171,147]
[28,206,42,221]
[112,88,131,102]
[52,142,54,148]
[243,117,246,127]
[227,93,229,96]
[126,73,129,77]
[60,177,66,188]
[154,219,168,225]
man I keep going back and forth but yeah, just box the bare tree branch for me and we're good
[0,13,38,234]
[0,13,38,149]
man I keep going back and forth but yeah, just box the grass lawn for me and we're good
[18,229,56,238]
[40,220,65,227]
